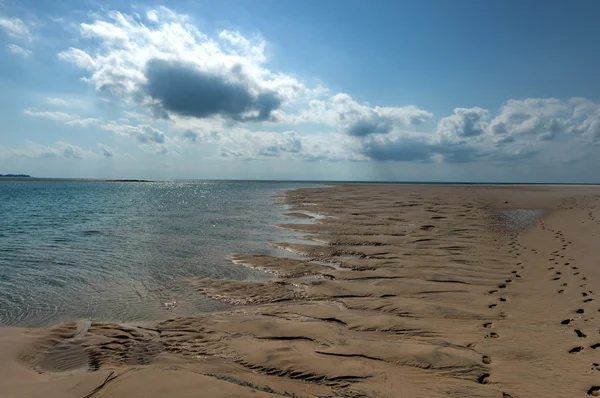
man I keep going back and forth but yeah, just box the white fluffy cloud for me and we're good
[7,43,31,57]
[58,8,306,121]
[437,107,489,140]
[278,93,432,135]
[0,16,31,40]
[24,109,100,127]
[489,98,600,143]
[53,7,600,165]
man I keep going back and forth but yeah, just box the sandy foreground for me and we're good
[4,184,600,397]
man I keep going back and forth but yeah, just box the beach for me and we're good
[3,183,600,397]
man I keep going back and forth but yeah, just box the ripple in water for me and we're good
[0,181,318,327]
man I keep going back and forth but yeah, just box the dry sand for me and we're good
[4,184,600,397]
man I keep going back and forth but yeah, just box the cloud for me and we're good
[11,141,87,159]
[0,17,31,40]
[217,129,363,161]
[183,131,199,142]
[66,118,101,127]
[489,98,568,140]
[360,134,434,162]
[101,123,171,154]
[58,8,306,119]
[53,7,600,167]
[58,48,96,70]
[24,110,73,122]
[488,98,600,144]
[97,143,114,157]
[144,59,281,121]
[280,93,433,136]
[23,109,100,126]
[437,107,489,139]
[7,44,31,57]
[46,97,70,106]
[358,132,482,163]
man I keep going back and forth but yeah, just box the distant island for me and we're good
[0,174,30,178]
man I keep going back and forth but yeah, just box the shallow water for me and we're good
[0,181,316,327]
[494,209,545,230]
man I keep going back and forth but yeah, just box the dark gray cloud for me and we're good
[360,136,434,162]
[359,134,484,163]
[347,118,393,137]
[144,59,281,122]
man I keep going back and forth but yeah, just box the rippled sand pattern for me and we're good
[6,184,600,397]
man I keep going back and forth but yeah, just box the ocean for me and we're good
[0,181,316,327]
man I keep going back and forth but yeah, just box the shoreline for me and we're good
[4,184,600,397]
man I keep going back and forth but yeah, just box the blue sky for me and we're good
[1,0,600,181]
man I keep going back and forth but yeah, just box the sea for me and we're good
[0,181,319,328]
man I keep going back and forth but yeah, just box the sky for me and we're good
[1,0,600,182]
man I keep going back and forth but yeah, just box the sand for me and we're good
[4,183,600,397]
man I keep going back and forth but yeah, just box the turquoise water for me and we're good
[0,181,312,327]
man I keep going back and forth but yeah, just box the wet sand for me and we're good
[4,184,600,397]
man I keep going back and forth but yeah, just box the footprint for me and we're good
[577,309,585,314]
[591,344,600,349]
[561,319,572,325]
[487,332,499,338]
[587,386,600,396]
[575,329,588,338]
[553,277,561,281]
[488,290,498,294]
[558,289,564,293]
[584,299,595,303]
[498,284,507,289]
[483,322,493,328]
[569,346,584,353]
[478,373,491,384]
[482,355,492,364]
[489,304,497,309]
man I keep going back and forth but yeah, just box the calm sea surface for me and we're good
[0,181,316,327]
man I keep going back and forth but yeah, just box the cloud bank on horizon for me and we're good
[1,2,599,181]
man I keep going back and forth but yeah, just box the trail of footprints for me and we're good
[542,214,600,396]
[478,229,525,397]
[483,215,600,396]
